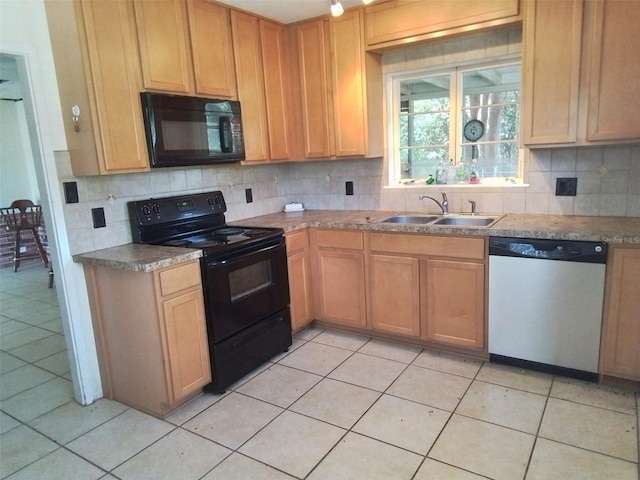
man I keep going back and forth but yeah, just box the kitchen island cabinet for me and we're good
[600,246,640,382]
[45,0,149,175]
[286,229,314,331]
[84,259,211,418]
[311,229,367,328]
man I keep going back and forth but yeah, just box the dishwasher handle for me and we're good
[489,236,607,264]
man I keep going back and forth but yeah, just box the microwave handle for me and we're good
[219,116,232,153]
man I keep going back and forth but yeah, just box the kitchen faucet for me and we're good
[419,192,448,214]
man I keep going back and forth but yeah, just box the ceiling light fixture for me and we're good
[330,0,344,17]
[362,0,374,4]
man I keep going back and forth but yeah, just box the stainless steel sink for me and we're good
[432,215,502,227]
[374,214,439,224]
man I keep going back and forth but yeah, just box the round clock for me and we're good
[463,119,485,142]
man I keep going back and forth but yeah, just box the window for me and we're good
[388,60,522,186]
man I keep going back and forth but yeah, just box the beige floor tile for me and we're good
[387,365,472,411]
[295,326,324,341]
[308,431,422,480]
[239,410,345,478]
[539,397,638,462]
[430,414,535,480]
[412,349,482,378]
[204,452,297,480]
[353,394,450,454]
[0,425,59,478]
[0,350,27,374]
[184,392,282,449]
[0,363,54,401]
[311,329,370,351]
[271,335,306,362]
[358,337,422,364]
[34,350,70,376]
[0,410,20,435]
[456,380,547,434]
[278,340,353,375]
[290,378,380,428]
[550,376,637,415]
[113,428,231,480]
[66,409,175,471]
[29,398,129,444]
[476,362,553,395]
[526,438,638,480]
[328,352,406,391]
[14,305,62,325]
[6,447,106,480]
[0,319,30,335]
[39,317,64,334]
[237,364,321,407]
[0,326,53,351]
[8,333,66,363]
[164,391,228,426]
[414,459,487,479]
[1,377,74,422]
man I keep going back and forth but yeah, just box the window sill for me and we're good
[385,181,529,189]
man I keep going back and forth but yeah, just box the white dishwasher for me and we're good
[488,236,607,381]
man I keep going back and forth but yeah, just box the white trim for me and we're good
[1,43,102,405]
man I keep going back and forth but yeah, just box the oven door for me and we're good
[202,238,290,342]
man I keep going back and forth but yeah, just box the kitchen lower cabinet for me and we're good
[85,260,211,418]
[599,246,640,381]
[45,0,149,175]
[311,229,367,328]
[286,230,314,331]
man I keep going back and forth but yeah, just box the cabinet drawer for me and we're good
[159,261,201,297]
[369,233,485,260]
[286,229,309,254]
[314,229,364,250]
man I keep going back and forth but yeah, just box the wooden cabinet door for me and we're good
[600,247,640,381]
[231,10,269,162]
[162,289,211,402]
[133,0,193,93]
[260,19,296,160]
[76,0,149,173]
[187,0,237,98]
[314,249,367,327]
[423,259,485,349]
[296,19,332,158]
[522,0,583,145]
[369,254,420,337]
[287,249,314,331]
[586,0,640,142]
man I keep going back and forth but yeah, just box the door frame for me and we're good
[1,43,102,405]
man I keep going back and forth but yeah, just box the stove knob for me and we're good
[141,205,151,217]
[152,203,160,216]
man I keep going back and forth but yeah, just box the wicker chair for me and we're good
[1,199,49,273]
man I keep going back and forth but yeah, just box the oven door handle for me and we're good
[208,241,282,267]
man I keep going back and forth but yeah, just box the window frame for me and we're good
[386,56,524,187]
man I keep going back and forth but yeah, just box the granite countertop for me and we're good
[73,244,202,273]
[73,211,640,272]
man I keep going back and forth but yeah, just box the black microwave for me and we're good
[140,92,245,168]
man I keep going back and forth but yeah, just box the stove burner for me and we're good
[215,227,245,236]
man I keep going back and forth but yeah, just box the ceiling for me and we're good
[216,0,367,24]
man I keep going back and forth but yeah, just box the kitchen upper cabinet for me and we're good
[134,0,237,98]
[523,0,640,147]
[286,230,314,331]
[600,246,640,382]
[311,229,367,328]
[230,12,298,162]
[296,10,383,159]
[85,260,211,418]
[133,0,192,93]
[364,0,521,51]
[45,0,149,175]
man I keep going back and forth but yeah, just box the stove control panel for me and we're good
[128,191,228,227]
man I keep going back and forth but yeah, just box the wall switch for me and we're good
[556,177,577,196]
[91,207,106,228]
[63,181,79,203]
[345,181,354,196]
[245,188,253,203]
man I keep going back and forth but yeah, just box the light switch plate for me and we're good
[556,177,577,196]
[91,207,106,228]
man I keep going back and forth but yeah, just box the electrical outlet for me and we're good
[91,207,106,228]
[63,181,79,203]
[245,188,253,203]
[556,177,577,196]
[345,181,354,196]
